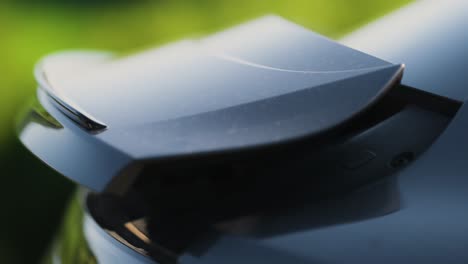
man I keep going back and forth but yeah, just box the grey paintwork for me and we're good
[23,0,468,263]
[20,16,403,192]
[247,1,468,263]
[181,1,468,263]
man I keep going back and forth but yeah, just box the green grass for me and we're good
[0,1,413,263]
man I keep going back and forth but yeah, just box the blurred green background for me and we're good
[0,0,413,263]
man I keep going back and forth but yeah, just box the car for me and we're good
[17,0,468,263]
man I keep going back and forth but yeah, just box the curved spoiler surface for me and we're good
[18,16,403,192]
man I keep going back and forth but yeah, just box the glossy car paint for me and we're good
[37,0,468,263]
[342,0,468,102]
[258,1,468,263]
